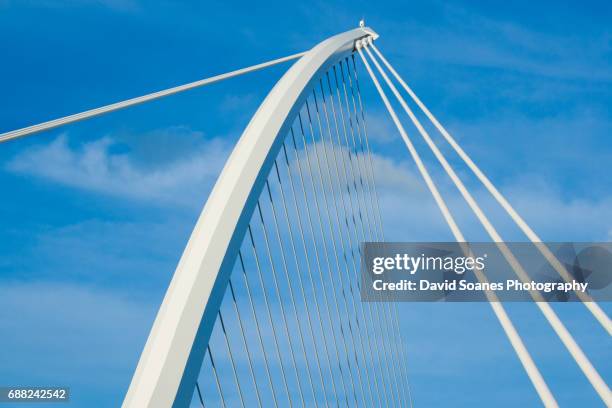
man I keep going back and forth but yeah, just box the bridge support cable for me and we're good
[295,112,365,406]
[336,63,376,250]
[369,42,612,337]
[362,39,612,405]
[287,125,355,406]
[303,100,371,404]
[304,97,377,407]
[357,42,560,408]
[226,279,265,408]
[316,77,393,408]
[263,178,323,405]
[333,63,406,407]
[349,56,414,407]
[314,75,400,404]
[246,223,299,406]
[206,346,228,408]
[254,199,312,407]
[217,311,247,408]
[313,82,403,407]
[313,78,390,408]
[195,382,205,408]
[342,58,414,406]
[277,144,345,407]
[325,68,400,408]
[237,251,282,408]
[270,159,333,407]
[349,55,386,241]
[0,52,306,144]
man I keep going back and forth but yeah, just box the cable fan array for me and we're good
[190,56,412,408]
[356,36,611,407]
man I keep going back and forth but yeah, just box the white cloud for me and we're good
[5,125,611,244]
[290,140,423,194]
[374,161,612,242]
[363,110,398,144]
[6,130,231,207]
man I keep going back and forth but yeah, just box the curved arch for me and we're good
[122,26,378,408]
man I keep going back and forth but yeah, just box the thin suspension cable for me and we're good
[332,66,369,242]
[314,80,388,408]
[349,54,386,241]
[334,65,401,405]
[247,225,295,407]
[195,381,205,408]
[326,70,365,263]
[263,180,320,406]
[341,57,379,243]
[288,126,354,406]
[237,252,281,408]
[338,64,404,408]
[338,62,377,248]
[255,200,309,407]
[349,56,414,406]
[325,70,396,408]
[369,42,612,337]
[217,311,247,408]
[313,82,380,404]
[363,41,612,405]
[280,142,346,407]
[357,43,559,408]
[305,97,371,400]
[0,52,306,144]
[295,112,362,406]
[271,160,332,407]
[342,58,386,253]
[346,56,413,406]
[227,279,264,408]
[305,96,375,407]
[207,346,228,408]
[344,57,384,242]
[319,77,392,408]
[343,57,410,407]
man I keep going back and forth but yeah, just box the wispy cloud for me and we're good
[280,137,611,242]
[382,4,612,83]
[375,162,612,242]
[5,128,231,207]
[7,126,611,243]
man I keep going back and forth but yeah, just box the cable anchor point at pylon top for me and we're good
[357,20,379,44]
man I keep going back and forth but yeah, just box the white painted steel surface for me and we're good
[122,26,377,408]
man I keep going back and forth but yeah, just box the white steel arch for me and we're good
[122,26,378,408]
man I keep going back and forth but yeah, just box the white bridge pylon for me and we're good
[122,26,400,408]
[121,24,610,406]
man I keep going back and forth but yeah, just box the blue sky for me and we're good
[1,0,611,406]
